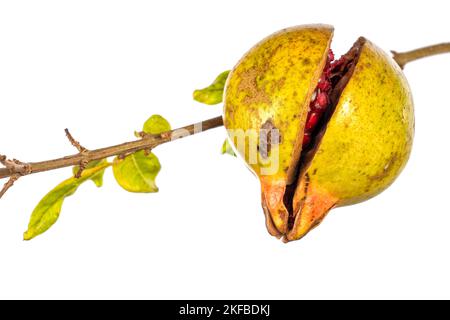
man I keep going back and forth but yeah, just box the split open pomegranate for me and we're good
[223,25,414,242]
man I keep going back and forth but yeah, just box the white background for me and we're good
[0,0,449,299]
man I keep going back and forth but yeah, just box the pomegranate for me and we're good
[223,25,414,242]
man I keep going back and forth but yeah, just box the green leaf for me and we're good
[72,159,108,187]
[193,70,230,105]
[24,162,111,241]
[221,139,236,157]
[142,114,172,135]
[113,150,161,193]
[121,115,168,192]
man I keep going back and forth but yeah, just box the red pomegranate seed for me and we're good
[306,112,320,131]
[311,101,323,113]
[317,77,331,91]
[317,92,328,108]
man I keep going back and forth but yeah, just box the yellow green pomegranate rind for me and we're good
[300,39,414,208]
[224,25,333,183]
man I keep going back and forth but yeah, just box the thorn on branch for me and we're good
[0,174,19,199]
[65,128,87,153]
[64,129,90,178]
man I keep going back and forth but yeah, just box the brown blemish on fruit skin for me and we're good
[304,173,310,197]
[237,66,271,105]
[259,119,281,159]
[274,77,286,91]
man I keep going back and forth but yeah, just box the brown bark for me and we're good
[0,116,224,181]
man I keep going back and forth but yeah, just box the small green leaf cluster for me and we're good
[24,115,171,240]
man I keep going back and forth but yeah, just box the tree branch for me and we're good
[1,43,450,184]
[0,116,224,180]
[392,43,450,69]
[0,175,19,199]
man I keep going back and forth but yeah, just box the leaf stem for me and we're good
[0,116,224,180]
[392,43,450,69]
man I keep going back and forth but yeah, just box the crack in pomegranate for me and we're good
[302,49,349,149]
[284,40,365,231]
